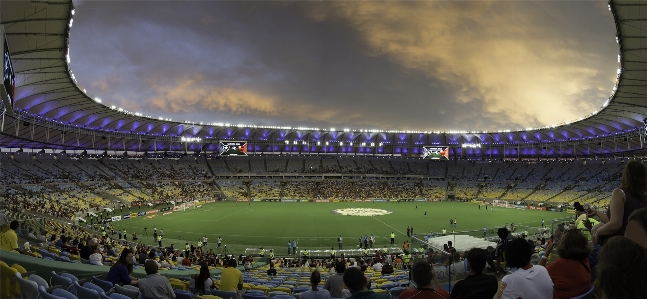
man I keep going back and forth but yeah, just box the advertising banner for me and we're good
[146,209,158,215]
[162,212,173,216]
[103,218,112,223]
[111,216,121,222]
[528,206,547,211]
[138,211,147,216]
[282,199,295,202]
[512,205,528,210]
[123,214,130,219]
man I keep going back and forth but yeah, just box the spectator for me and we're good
[343,267,388,299]
[106,249,139,286]
[625,207,647,248]
[301,270,331,299]
[89,245,104,266]
[597,236,647,299]
[539,229,591,299]
[138,260,176,299]
[595,160,647,244]
[267,262,277,276]
[372,260,383,272]
[219,259,243,291]
[398,260,449,299]
[0,221,28,254]
[450,248,498,299]
[324,261,346,298]
[190,262,213,295]
[496,238,552,299]
[381,261,394,275]
[79,237,94,260]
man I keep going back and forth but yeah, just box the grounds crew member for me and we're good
[390,232,395,245]
[269,249,274,259]
[330,247,336,258]
[403,250,412,269]
[260,247,265,257]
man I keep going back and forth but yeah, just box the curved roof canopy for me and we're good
[0,0,646,156]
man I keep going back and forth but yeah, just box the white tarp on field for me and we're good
[427,235,497,252]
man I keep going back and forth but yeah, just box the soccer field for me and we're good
[109,201,571,254]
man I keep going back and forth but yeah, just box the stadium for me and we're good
[1,1,647,299]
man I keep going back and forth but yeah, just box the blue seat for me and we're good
[75,281,104,299]
[273,296,296,299]
[243,293,267,299]
[246,290,265,294]
[388,287,407,299]
[52,288,78,299]
[39,286,66,299]
[92,276,114,293]
[50,272,78,296]
[109,294,131,299]
[293,287,310,294]
[570,286,595,299]
[440,283,453,293]
[212,290,237,299]
[174,289,195,299]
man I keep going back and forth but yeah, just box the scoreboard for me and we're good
[219,141,248,156]
[422,146,449,160]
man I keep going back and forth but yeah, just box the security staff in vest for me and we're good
[442,228,447,236]
[390,232,395,245]
[330,247,336,259]
[403,250,412,269]
[269,250,274,260]
[260,247,265,257]
[197,240,203,249]
[363,248,369,258]
[185,243,191,257]
[157,235,162,247]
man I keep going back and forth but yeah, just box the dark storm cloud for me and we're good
[69,1,618,131]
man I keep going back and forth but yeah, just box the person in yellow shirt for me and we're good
[219,259,243,291]
[1,221,27,254]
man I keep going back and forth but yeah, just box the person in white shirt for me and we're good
[372,261,383,271]
[89,245,105,266]
[497,238,553,299]
[301,270,331,299]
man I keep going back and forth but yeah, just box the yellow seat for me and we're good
[373,289,387,294]
[170,281,187,290]
[0,261,20,299]
[68,254,81,261]
[252,285,271,293]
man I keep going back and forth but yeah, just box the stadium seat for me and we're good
[212,290,237,299]
[175,289,196,299]
[0,261,20,298]
[39,286,66,299]
[14,271,39,299]
[388,287,407,299]
[50,272,78,296]
[52,288,78,299]
[91,277,114,293]
[570,285,595,299]
[114,284,140,299]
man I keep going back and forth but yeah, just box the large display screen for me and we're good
[219,141,248,156]
[3,33,15,109]
[422,146,449,160]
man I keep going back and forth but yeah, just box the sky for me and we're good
[69,0,619,132]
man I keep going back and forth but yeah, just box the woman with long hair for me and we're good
[105,248,138,285]
[539,229,591,299]
[190,262,212,295]
[594,160,647,244]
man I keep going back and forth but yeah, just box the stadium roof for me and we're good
[0,0,646,156]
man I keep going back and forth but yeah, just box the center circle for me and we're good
[331,208,393,216]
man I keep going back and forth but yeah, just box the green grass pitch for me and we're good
[109,201,571,254]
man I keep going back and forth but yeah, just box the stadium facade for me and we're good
[1,0,646,159]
